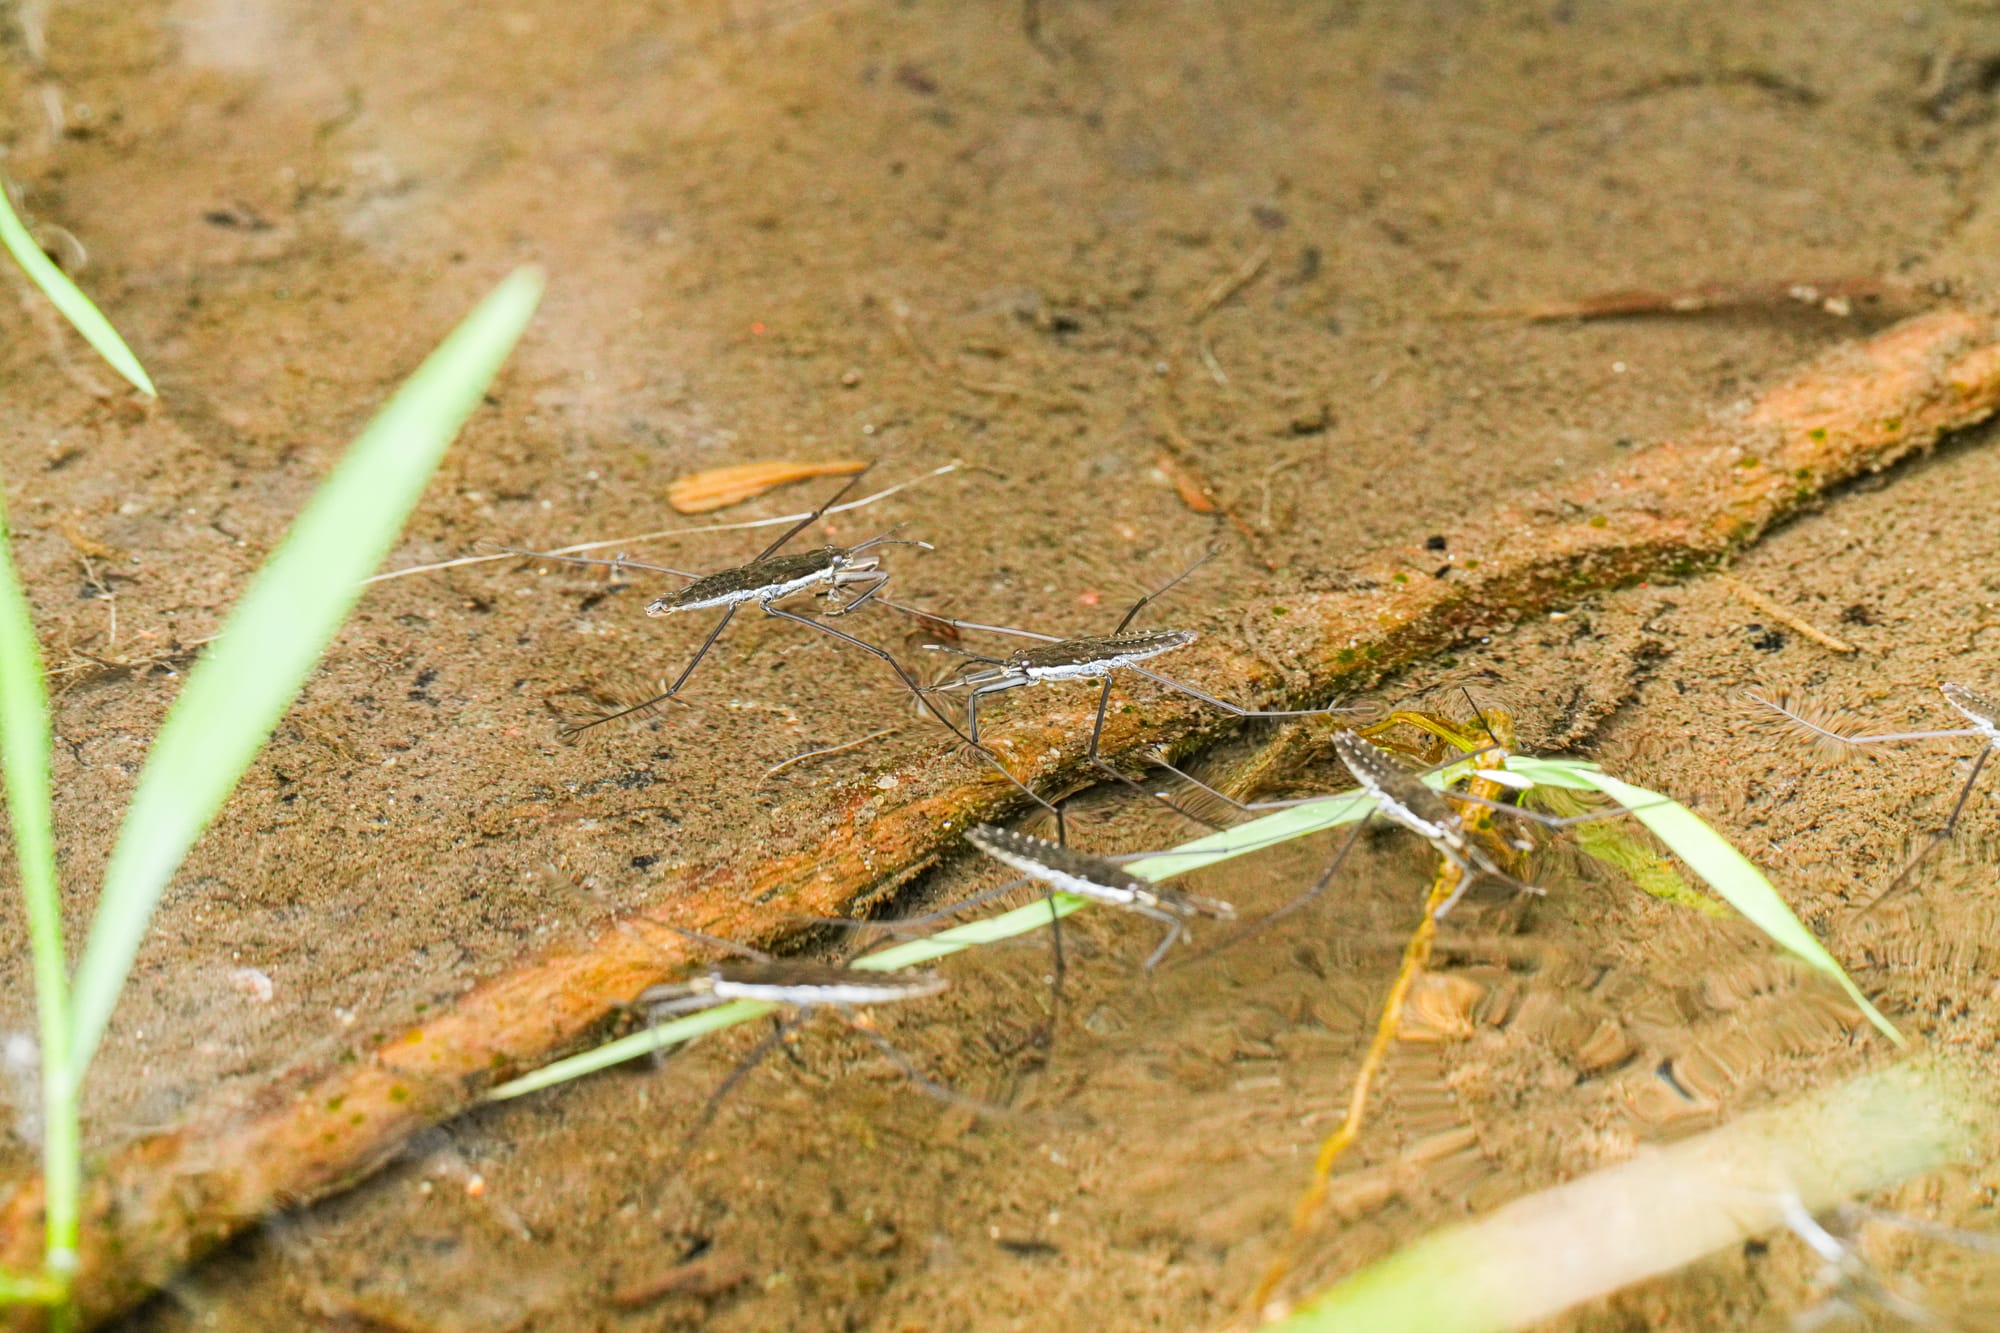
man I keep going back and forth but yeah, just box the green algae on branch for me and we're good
[7,306,2000,1328]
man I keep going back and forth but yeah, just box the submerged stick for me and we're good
[9,307,2000,1325]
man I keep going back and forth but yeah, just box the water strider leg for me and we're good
[641,992,728,1020]
[761,603,1068,836]
[1141,751,1339,817]
[1136,903,1189,971]
[559,472,880,737]
[1075,677,1245,834]
[1111,546,1216,633]
[1442,788,1659,829]
[950,677,1072,842]
[826,570,890,616]
[833,1015,1014,1119]
[1863,743,1995,913]
[751,467,871,560]
[671,1011,809,1167]
[562,602,740,738]
[1181,821,1368,965]
[490,546,702,579]
[1125,663,1347,723]
[1250,854,1469,1314]
[873,595,1064,643]
[962,679,1030,747]
[1747,691,1983,750]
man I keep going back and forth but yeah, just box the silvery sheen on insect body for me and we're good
[647,547,864,616]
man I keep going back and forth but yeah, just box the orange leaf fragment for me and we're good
[666,459,868,515]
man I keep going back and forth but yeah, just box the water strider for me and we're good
[1750,682,2000,908]
[792,818,1239,1051]
[1248,707,1633,1312]
[882,551,1363,805]
[962,823,1234,969]
[507,466,1072,826]
[519,468,921,736]
[638,947,981,1152]
[640,958,948,1017]
[1324,729,1517,918]
[1323,715,1662,907]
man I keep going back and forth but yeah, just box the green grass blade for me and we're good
[483,781,1450,1100]
[0,182,154,397]
[1526,783,1723,917]
[1507,756,1900,1043]
[847,893,1083,972]
[0,493,80,1281]
[1120,756,1508,882]
[1123,791,1375,882]
[487,999,779,1102]
[70,268,545,1078]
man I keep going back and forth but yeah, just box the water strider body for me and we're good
[508,471,921,736]
[1326,729,1518,917]
[964,823,1233,968]
[974,629,1199,686]
[883,553,1357,805]
[637,952,970,1152]
[641,959,948,1018]
[648,544,894,616]
[932,620,1345,757]
[564,529,916,737]
[1328,731,1498,866]
[514,468,1072,828]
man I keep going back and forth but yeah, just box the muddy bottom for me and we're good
[5,1,2000,1329]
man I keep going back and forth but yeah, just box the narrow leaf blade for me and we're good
[0,497,61,991]
[71,269,544,1074]
[0,182,155,396]
[1509,756,1899,1042]
[487,999,778,1102]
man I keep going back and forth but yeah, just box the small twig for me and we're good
[1155,397,1279,570]
[1164,248,1280,558]
[1448,276,1921,324]
[1249,752,1517,1318]
[609,1255,752,1309]
[1153,449,1220,516]
[1251,857,1462,1318]
[1190,245,1272,324]
[1719,576,1857,653]
[1257,456,1305,532]
[1196,334,1230,386]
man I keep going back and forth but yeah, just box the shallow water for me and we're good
[4,1,2000,1328]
